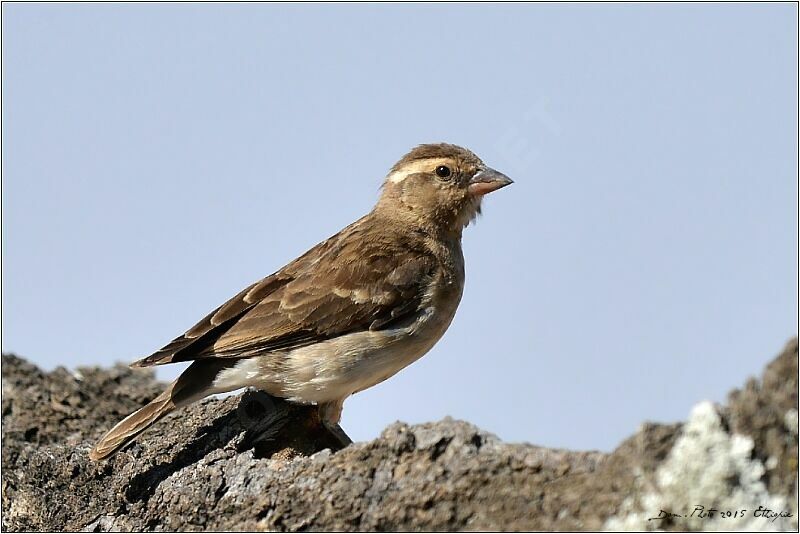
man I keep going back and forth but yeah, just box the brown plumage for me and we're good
[89,143,512,461]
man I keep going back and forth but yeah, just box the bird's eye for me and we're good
[435,165,452,180]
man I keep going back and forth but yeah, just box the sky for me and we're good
[2,3,797,452]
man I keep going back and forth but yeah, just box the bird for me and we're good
[89,143,512,461]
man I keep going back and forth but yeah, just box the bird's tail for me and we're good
[89,388,176,461]
[89,358,241,461]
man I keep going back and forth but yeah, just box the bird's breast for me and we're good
[252,267,464,404]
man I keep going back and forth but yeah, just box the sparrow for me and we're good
[89,143,512,461]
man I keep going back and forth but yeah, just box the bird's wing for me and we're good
[132,219,438,367]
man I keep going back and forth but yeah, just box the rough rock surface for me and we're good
[2,339,797,532]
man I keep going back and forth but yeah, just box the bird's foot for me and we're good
[322,420,353,448]
[318,400,352,449]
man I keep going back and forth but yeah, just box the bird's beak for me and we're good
[468,167,514,196]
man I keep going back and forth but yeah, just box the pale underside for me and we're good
[211,282,461,404]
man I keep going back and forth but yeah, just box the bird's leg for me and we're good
[318,399,352,448]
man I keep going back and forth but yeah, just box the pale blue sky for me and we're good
[2,3,797,452]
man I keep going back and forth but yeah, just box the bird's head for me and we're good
[376,143,513,233]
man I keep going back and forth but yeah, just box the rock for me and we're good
[2,340,797,531]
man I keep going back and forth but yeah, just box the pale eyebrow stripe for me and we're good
[386,158,444,183]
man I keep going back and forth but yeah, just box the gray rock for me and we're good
[2,339,797,531]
